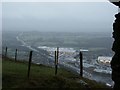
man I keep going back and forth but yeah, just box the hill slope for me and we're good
[2,57,112,89]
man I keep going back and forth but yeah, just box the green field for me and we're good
[2,57,112,89]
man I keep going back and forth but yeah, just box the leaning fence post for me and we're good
[56,47,59,65]
[27,51,33,78]
[79,51,83,77]
[5,47,7,57]
[55,51,57,75]
[15,49,17,61]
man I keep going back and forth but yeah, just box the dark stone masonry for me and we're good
[110,1,120,90]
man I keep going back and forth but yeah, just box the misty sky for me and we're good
[2,2,117,32]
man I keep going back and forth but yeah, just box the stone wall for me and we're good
[111,2,120,89]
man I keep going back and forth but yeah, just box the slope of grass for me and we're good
[0,56,2,90]
[2,57,112,89]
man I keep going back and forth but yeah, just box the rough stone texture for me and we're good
[111,10,120,89]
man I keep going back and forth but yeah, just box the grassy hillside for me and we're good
[2,57,112,89]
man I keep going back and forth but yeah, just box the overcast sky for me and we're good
[2,2,117,32]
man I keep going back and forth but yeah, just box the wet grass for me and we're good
[2,57,112,89]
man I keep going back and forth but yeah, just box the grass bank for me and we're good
[2,57,112,89]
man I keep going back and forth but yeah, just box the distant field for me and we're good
[89,48,107,51]
[19,31,113,49]
[2,31,113,58]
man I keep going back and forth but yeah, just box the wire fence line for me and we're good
[2,46,83,78]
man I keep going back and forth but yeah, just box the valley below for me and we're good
[2,31,114,87]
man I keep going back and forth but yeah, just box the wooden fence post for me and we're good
[15,49,17,61]
[55,47,59,75]
[56,47,59,65]
[27,51,33,78]
[55,51,57,75]
[5,47,7,57]
[79,51,83,77]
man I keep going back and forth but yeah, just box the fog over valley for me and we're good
[2,2,117,32]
